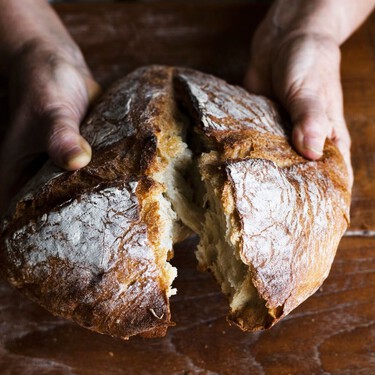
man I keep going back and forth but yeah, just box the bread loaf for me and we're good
[0,66,351,339]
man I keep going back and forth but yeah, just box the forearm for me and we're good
[0,0,81,73]
[265,0,375,44]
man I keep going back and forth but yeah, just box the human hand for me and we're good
[0,1,100,214]
[244,0,375,187]
[0,41,100,213]
[0,42,100,212]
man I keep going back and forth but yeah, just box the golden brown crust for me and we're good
[175,67,351,330]
[0,65,351,338]
[0,66,178,339]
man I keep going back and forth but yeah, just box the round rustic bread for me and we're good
[0,66,351,339]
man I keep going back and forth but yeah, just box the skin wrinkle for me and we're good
[1,66,351,338]
[1,67,186,339]
[1,0,374,211]
[175,67,350,329]
[244,0,375,183]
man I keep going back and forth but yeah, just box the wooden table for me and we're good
[1,2,374,374]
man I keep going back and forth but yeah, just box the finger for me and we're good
[336,135,353,188]
[288,85,353,186]
[274,35,342,160]
[45,110,92,171]
[288,90,330,160]
[85,76,102,104]
[44,64,97,171]
[324,77,353,185]
[331,118,353,187]
[314,64,353,185]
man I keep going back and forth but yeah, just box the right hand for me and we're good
[0,40,101,213]
[245,0,375,189]
[244,0,354,186]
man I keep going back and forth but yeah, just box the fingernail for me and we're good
[79,137,92,156]
[303,137,323,156]
[64,138,92,170]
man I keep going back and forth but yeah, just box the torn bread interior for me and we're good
[0,66,351,339]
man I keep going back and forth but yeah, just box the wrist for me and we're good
[0,0,82,74]
[269,0,375,45]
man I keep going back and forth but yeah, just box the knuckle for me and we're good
[15,38,85,71]
[287,91,327,126]
[47,126,73,149]
[46,117,79,155]
[42,101,81,123]
[287,87,324,110]
[298,125,327,140]
[46,128,77,159]
[278,31,341,61]
[331,126,351,147]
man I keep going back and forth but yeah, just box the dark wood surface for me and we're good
[0,2,374,374]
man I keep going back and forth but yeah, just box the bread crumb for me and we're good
[150,308,164,320]
[108,352,114,357]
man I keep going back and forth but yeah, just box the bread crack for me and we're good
[149,80,272,332]
[0,66,350,339]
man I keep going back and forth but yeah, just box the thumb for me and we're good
[287,91,329,160]
[45,75,101,171]
[46,111,92,171]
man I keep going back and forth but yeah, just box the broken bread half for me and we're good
[174,68,350,330]
[0,66,187,339]
[0,66,351,339]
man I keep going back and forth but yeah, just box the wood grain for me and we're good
[341,16,375,232]
[53,1,375,231]
[0,2,374,374]
[57,1,265,86]
[0,2,374,230]
[0,236,374,375]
